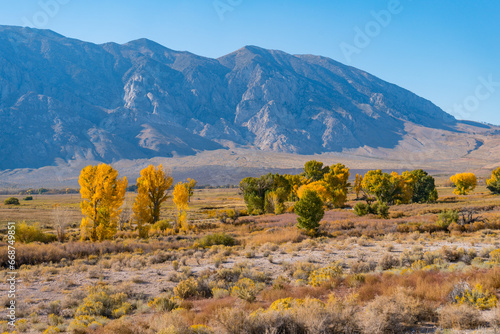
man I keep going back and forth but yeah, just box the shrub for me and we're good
[438,304,483,329]
[195,233,236,248]
[379,254,399,270]
[354,202,389,219]
[174,278,199,299]
[231,278,264,302]
[354,203,371,216]
[436,210,458,229]
[359,290,425,334]
[151,220,171,232]
[148,294,181,312]
[75,285,131,319]
[23,196,33,201]
[15,222,57,244]
[4,197,20,205]
[377,202,390,219]
[490,248,500,263]
[453,283,497,310]
[308,263,343,287]
[294,190,324,234]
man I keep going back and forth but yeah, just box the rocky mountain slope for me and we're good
[0,25,475,172]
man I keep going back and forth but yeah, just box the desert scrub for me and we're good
[286,261,318,280]
[438,303,483,330]
[359,289,432,334]
[42,326,61,334]
[308,263,343,287]
[68,315,108,333]
[148,294,182,312]
[194,233,236,248]
[15,222,57,243]
[231,278,264,302]
[452,283,497,310]
[490,248,500,263]
[73,285,132,319]
[174,278,199,299]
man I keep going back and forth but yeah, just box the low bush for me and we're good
[436,210,458,229]
[174,278,199,299]
[4,197,20,205]
[438,304,483,330]
[23,196,33,201]
[15,222,57,244]
[195,233,236,248]
[354,202,389,219]
[359,289,431,334]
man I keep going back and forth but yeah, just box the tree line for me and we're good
[79,164,196,241]
[76,161,500,241]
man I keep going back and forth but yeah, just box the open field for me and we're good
[0,186,499,333]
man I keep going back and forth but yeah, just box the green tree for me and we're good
[294,190,324,234]
[411,169,438,203]
[239,174,291,214]
[362,170,415,205]
[302,160,330,182]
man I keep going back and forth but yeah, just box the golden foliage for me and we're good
[79,164,127,241]
[132,164,173,238]
[173,182,191,233]
[354,174,363,199]
[450,173,477,195]
[323,163,350,207]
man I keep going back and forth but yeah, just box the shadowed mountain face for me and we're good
[0,26,458,169]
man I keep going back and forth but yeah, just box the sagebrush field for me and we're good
[0,166,500,334]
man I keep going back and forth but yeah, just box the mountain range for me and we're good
[0,25,498,186]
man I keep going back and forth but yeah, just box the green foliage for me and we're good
[354,202,389,219]
[23,196,33,201]
[411,169,438,203]
[15,222,57,243]
[377,202,390,219]
[239,173,291,215]
[354,203,373,216]
[4,197,20,205]
[302,160,330,182]
[294,190,324,233]
[195,233,236,248]
[486,167,500,194]
[437,210,459,229]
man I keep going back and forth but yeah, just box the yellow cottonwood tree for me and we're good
[79,164,127,241]
[173,182,190,233]
[450,173,477,195]
[323,163,350,208]
[297,181,330,203]
[133,164,173,238]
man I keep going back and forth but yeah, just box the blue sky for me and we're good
[1,0,499,124]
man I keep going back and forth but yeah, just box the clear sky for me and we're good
[1,0,499,124]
